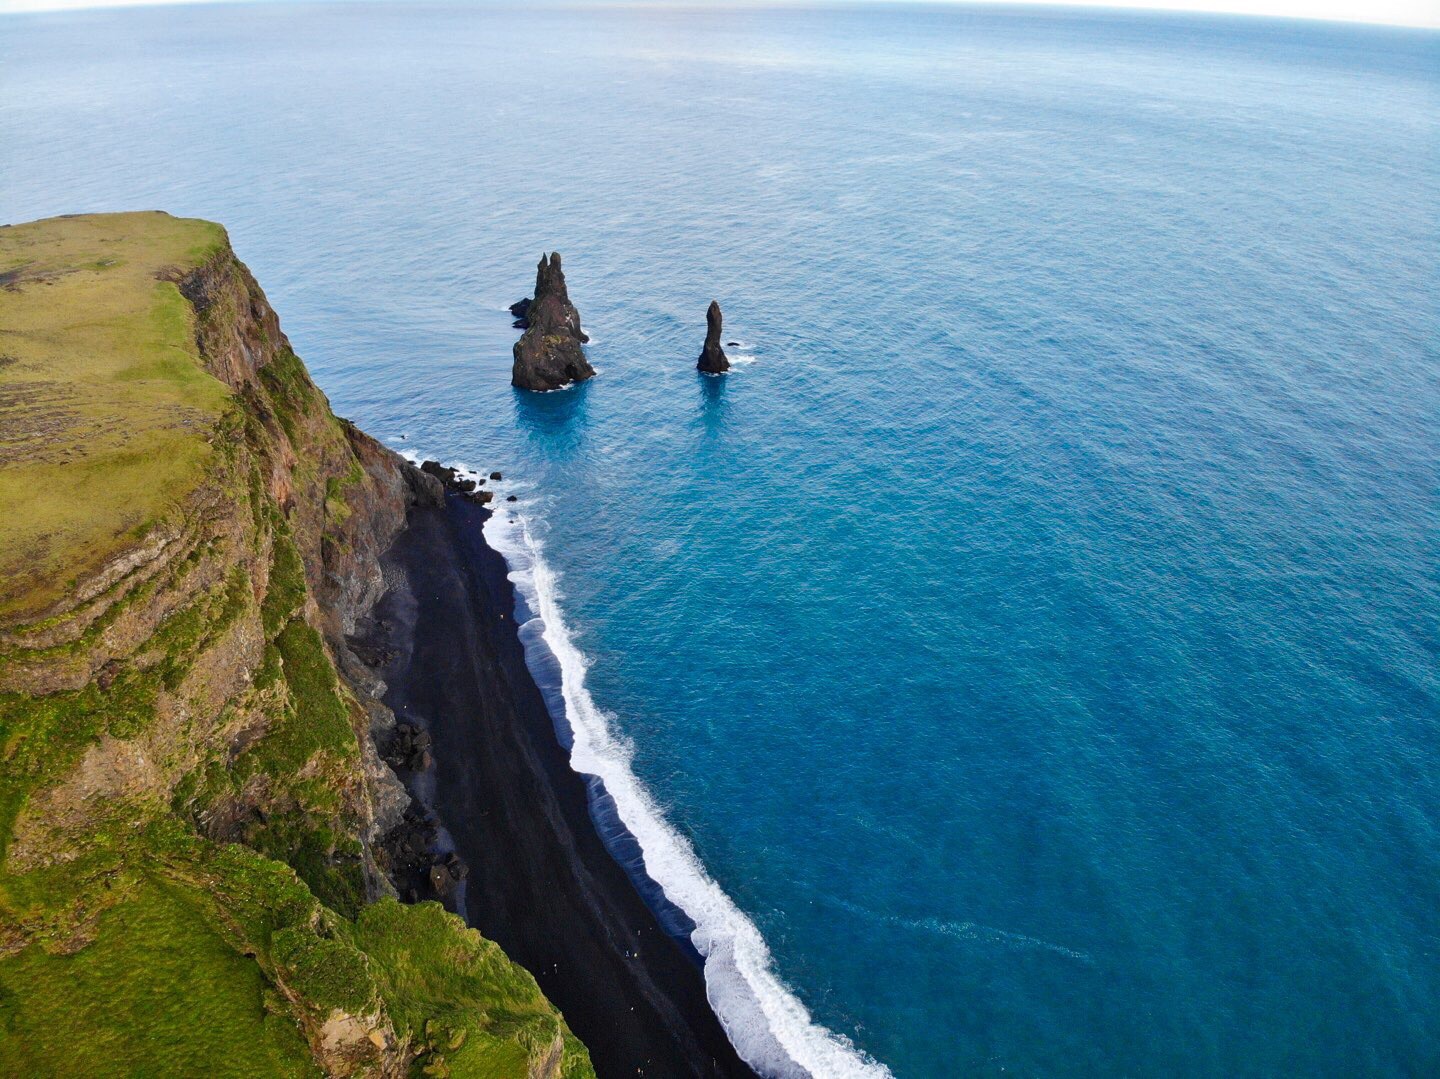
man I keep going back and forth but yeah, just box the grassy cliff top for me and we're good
[0,212,232,622]
[0,212,594,1077]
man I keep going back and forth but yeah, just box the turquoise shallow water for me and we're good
[4,4,1438,1075]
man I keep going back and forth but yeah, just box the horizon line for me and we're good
[1,0,1438,31]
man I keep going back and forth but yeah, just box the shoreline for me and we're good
[360,492,758,1077]
[479,488,894,1079]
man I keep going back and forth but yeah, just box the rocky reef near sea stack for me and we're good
[510,253,594,391]
[697,300,730,374]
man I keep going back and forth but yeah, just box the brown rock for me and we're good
[510,253,595,391]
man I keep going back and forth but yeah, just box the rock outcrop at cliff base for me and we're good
[511,252,595,391]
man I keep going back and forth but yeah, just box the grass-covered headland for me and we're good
[0,213,592,1078]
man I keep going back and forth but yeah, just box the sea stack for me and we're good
[697,300,730,374]
[510,252,595,391]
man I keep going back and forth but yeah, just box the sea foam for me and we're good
[480,493,892,1079]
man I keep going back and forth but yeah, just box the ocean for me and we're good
[3,3,1437,1075]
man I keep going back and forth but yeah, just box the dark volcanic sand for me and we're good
[368,495,758,1079]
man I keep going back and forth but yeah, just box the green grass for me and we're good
[0,671,156,864]
[272,925,376,1016]
[233,537,369,915]
[0,826,596,1078]
[0,562,250,863]
[0,212,232,623]
[325,456,364,526]
[242,619,357,778]
[352,899,595,1079]
[245,814,365,920]
[0,876,319,1078]
[258,346,322,445]
[262,532,308,637]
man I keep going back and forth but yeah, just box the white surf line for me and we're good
[480,498,893,1079]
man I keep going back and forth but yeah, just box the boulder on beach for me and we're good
[421,459,472,490]
[419,460,495,505]
[386,722,434,772]
[511,252,595,391]
[428,852,469,897]
[697,300,730,374]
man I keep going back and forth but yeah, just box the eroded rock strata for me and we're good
[510,252,595,391]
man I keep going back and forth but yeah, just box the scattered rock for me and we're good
[428,852,469,896]
[726,341,740,348]
[697,300,730,374]
[96,659,121,690]
[382,806,440,901]
[511,253,595,391]
[506,495,517,502]
[428,864,451,895]
[421,459,465,488]
[420,460,492,501]
[489,471,502,480]
[385,722,434,772]
[351,641,398,669]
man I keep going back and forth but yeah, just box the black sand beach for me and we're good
[365,494,758,1079]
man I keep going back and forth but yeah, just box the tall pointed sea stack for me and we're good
[697,300,730,374]
[510,252,595,391]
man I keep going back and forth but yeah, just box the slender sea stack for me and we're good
[511,251,595,391]
[697,299,730,373]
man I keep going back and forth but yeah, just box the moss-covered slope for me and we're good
[0,212,592,1079]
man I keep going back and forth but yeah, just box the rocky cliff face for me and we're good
[0,213,591,1079]
[697,301,730,374]
[510,253,595,391]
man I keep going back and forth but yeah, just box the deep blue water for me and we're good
[4,4,1438,1075]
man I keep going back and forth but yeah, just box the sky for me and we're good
[0,0,1435,30]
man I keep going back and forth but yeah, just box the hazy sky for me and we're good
[1,0,1436,29]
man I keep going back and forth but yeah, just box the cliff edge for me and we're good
[0,213,592,1079]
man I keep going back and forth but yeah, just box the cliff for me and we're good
[0,213,593,1079]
